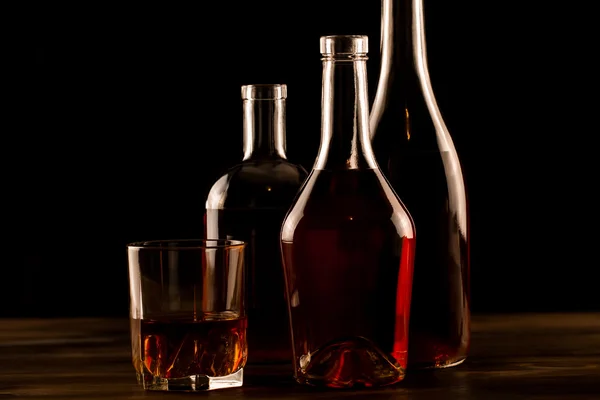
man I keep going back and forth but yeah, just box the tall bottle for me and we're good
[369,0,470,369]
[280,35,416,388]
[204,84,308,366]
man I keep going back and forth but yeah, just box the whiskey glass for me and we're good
[127,239,247,391]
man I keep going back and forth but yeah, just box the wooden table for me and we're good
[0,313,598,399]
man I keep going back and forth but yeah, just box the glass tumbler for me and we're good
[127,239,247,391]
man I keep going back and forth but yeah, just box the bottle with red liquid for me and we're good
[280,35,416,388]
[204,84,308,366]
[369,0,471,369]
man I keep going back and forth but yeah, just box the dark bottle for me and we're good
[280,35,416,388]
[369,0,471,369]
[204,84,308,366]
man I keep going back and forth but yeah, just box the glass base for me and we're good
[409,356,467,370]
[137,368,243,391]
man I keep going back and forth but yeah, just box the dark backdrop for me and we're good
[5,1,598,317]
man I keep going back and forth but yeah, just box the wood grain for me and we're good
[0,313,598,399]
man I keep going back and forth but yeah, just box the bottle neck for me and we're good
[242,98,287,161]
[370,0,430,132]
[370,0,454,151]
[314,55,378,170]
[387,0,419,78]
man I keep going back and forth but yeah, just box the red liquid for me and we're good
[368,0,471,370]
[135,316,247,382]
[388,151,470,368]
[281,168,415,388]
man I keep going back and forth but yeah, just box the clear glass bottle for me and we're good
[369,0,471,369]
[204,84,308,366]
[280,35,416,388]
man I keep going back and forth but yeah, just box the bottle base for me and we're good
[295,336,406,389]
[295,374,405,389]
[408,356,467,370]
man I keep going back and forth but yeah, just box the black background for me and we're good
[5,1,598,318]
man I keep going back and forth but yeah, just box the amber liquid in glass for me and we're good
[281,168,415,388]
[134,316,247,383]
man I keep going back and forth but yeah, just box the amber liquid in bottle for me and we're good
[281,35,415,388]
[204,84,308,366]
[369,0,470,369]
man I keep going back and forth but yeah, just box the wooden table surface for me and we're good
[0,313,599,399]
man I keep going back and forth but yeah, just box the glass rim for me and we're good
[126,238,245,250]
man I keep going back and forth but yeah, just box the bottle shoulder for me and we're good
[281,168,415,241]
[370,78,461,154]
[212,159,308,186]
[205,159,308,210]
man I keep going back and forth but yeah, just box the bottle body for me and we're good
[281,35,415,388]
[204,84,308,365]
[369,0,470,369]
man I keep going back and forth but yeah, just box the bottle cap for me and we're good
[320,35,368,56]
[241,84,287,100]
